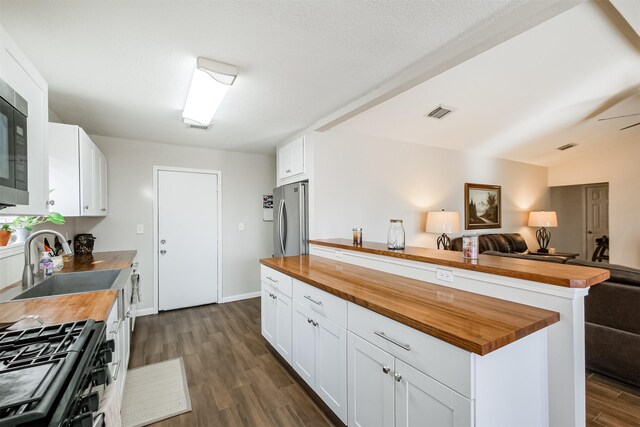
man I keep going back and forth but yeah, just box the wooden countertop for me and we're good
[0,290,117,328]
[63,250,137,272]
[310,239,609,288]
[261,255,560,355]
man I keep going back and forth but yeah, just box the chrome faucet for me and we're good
[22,230,72,288]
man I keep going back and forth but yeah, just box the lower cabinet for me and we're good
[348,332,472,427]
[292,301,348,423]
[261,282,292,364]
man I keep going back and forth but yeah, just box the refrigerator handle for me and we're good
[278,198,286,255]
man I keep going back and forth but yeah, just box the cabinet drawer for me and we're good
[293,279,347,328]
[261,265,293,298]
[348,303,474,398]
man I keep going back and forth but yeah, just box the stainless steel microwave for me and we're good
[0,77,28,209]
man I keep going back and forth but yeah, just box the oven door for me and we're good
[0,96,15,191]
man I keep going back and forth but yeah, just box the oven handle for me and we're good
[111,361,121,381]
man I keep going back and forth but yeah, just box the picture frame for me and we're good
[464,183,501,230]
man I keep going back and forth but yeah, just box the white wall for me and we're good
[74,135,275,311]
[311,130,550,250]
[549,139,639,268]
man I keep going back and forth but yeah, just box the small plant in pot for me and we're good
[11,212,66,244]
[0,224,12,247]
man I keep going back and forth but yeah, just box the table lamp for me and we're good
[426,210,460,250]
[528,211,558,253]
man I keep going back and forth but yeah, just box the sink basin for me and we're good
[13,270,120,300]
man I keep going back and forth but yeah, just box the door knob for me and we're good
[587,231,593,234]
[160,250,167,255]
[161,239,166,244]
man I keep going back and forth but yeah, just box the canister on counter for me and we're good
[462,234,479,259]
[352,228,363,245]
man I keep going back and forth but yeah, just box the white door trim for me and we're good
[152,166,222,314]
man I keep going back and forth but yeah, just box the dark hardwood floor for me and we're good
[130,298,640,427]
[129,298,335,427]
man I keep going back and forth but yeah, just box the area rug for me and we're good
[121,357,192,427]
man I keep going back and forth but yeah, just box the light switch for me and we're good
[238,222,245,231]
[136,224,144,234]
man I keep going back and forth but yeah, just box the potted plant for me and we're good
[0,224,12,247]
[11,212,66,244]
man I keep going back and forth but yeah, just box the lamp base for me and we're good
[436,233,451,250]
[536,227,551,252]
[536,248,549,254]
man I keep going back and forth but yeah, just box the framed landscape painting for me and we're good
[464,183,501,229]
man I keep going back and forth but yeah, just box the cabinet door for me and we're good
[98,151,108,214]
[289,136,304,176]
[316,316,347,423]
[275,292,292,364]
[348,332,395,427]
[278,142,292,179]
[395,360,472,427]
[79,129,95,215]
[292,301,316,388]
[261,284,277,345]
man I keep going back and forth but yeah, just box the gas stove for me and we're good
[0,320,113,427]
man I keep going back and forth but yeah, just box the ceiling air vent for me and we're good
[557,143,577,151]
[425,105,456,120]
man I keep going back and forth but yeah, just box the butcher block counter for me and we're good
[261,255,559,355]
[62,250,137,272]
[0,290,118,326]
[310,238,609,288]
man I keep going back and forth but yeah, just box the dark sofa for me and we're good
[476,247,640,388]
[568,259,640,388]
[450,233,530,254]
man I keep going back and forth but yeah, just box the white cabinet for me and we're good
[292,282,348,423]
[261,281,293,364]
[277,136,305,181]
[0,26,49,215]
[49,123,108,216]
[348,332,472,427]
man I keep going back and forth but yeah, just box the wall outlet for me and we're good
[136,224,144,234]
[436,268,453,283]
[238,222,245,231]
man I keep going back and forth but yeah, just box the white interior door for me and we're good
[158,169,219,311]
[585,185,608,259]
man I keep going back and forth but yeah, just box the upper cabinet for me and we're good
[277,136,305,183]
[49,123,107,217]
[0,27,50,215]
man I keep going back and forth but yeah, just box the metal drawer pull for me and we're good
[304,295,322,305]
[307,318,313,324]
[112,361,121,381]
[374,331,411,351]
[394,372,402,382]
[312,320,318,327]
[382,366,390,374]
[266,276,278,283]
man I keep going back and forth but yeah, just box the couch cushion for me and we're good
[449,233,529,254]
[584,281,640,335]
[566,260,640,287]
[482,251,568,263]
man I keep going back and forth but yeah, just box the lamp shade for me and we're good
[528,211,558,227]
[426,211,460,234]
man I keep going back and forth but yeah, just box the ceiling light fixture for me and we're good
[182,57,237,129]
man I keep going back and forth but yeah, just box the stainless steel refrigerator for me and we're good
[273,181,308,257]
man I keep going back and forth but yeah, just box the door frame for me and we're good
[152,166,222,313]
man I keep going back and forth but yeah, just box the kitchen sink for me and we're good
[13,269,121,300]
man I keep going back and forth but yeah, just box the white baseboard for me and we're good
[220,291,261,303]
[135,307,158,317]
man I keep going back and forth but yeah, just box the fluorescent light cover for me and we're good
[426,211,460,234]
[528,211,558,227]
[182,57,237,127]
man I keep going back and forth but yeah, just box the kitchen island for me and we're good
[260,254,560,426]
[308,239,610,427]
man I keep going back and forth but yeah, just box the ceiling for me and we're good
[333,1,640,166]
[0,0,534,154]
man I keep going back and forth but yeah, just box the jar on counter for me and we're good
[352,228,363,245]
[387,219,405,250]
[462,235,479,259]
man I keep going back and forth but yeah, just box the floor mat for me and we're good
[121,357,192,427]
